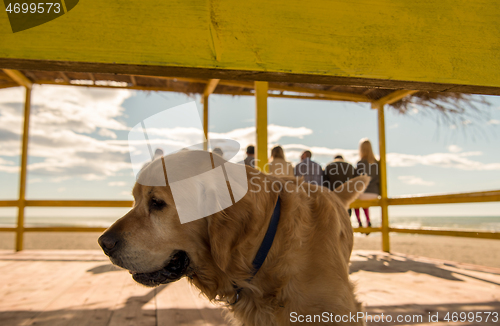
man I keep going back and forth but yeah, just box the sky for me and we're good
[0,85,499,221]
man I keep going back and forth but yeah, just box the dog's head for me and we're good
[98,150,258,287]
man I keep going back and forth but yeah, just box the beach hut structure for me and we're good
[1,0,500,253]
[1,1,500,325]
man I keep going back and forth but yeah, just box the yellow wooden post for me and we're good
[203,95,209,151]
[255,81,268,172]
[16,86,32,251]
[377,104,390,252]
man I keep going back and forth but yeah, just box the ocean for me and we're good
[0,215,499,232]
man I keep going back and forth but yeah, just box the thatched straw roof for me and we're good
[0,69,489,121]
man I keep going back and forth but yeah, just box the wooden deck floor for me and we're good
[0,250,498,326]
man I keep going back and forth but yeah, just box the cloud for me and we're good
[448,145,462,153]
[108,181,127,187]
[0,157,14,165]
[2,85,499,184]
[389,123,399,129]
[0,85,133,180]
[488,119,500,125]
[0,165,19,173]
[387,151,500,170]
[398,175,435,186]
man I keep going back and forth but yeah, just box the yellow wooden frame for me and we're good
[1,75,499,252]
[2,1,500,94]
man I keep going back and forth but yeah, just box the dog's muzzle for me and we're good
[130,251,190,287]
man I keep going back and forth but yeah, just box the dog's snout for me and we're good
[98,232,120,256]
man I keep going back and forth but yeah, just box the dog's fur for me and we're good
[99,151,368,325]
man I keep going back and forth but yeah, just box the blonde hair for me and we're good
[270,146,285,161]
[359,138,377,164]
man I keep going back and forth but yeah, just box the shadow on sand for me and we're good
[350,253,500,286]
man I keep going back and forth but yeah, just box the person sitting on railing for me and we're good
[268,145,294,178]
[355,139,380,229]
[244,145,255,168]
[323,154,356,217]
[294,150,323,185]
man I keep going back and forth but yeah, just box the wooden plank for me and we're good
[129,75,137,86]
[49,265,130,326]
[19,262,116,326]
[107,278,157,326]
[2,70,32,89]
[218,80,372,102]
[0,83,19,89]
[377,105,390,252]
[1,1,500,93]
[156,279,207,326]
[203,94,209,151]
[0,261,87,326]
[25,200,133,207]
[389,228,500,240]
[255,81,268,172]
[4,58,500,95]
[23,227,107,232]
[203,79,220,97]
[371,90,419,108]
[388,190,500,206]
[185,282,227,325]
[16,87,31,251]
[59,72,70,83]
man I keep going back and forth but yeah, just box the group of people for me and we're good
[243,139,380,228]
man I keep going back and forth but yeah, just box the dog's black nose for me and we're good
[98,232,120,256]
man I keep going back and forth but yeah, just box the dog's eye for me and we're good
[149,198,166,211]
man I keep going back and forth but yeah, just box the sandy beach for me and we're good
[1,232,499,268]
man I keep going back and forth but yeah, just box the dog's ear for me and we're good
[335,175,371,208]
[207,169,278,273]
[207,210,245,272]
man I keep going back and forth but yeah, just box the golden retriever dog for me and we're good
[99,151,368,325]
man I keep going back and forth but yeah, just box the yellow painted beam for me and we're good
[350,199,381,209]
[202,95,209,151]
[3,69,32,89]
[255,81,268,172]
[33,78,369,102]
[352,227,382,234]
[33,80,198,93]
[0,200,20,207]
[145,75,208,84]
[389,228,500,240]
[16,87,31,251]
[371,90,419,108]
[203,79,220,97]
[0,83,19,89]
[25,200,134,207]
[1,1,500,93]
[271,84,371,102]
[8,79,368,102]
[377,104,390,252]
[217,80,372,102]
[388,190,500,205]
[24,226,107,232]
